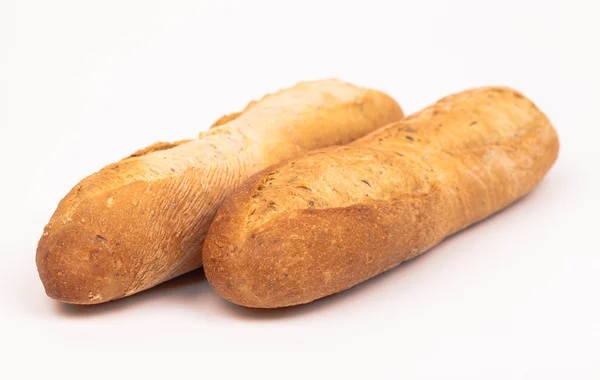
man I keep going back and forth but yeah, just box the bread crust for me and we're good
[203,87,559,308]
[36,79,403,304]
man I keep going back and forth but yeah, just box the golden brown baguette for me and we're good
[36,79,404,304]
[203,87,560,308]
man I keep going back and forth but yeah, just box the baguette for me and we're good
[36,79,404,304]
[203,87,559,308]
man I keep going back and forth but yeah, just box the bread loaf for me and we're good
[203,87,559,308]
[36,79,403,304]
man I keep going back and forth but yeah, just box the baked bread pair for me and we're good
[37,80,558,308]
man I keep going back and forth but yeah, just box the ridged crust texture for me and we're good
[203,87,560,308]
[36,79,404,304]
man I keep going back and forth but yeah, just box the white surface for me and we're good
[1,1,599,379]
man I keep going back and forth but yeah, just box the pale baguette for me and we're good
[203,87,559,308]
[36,79,403,304]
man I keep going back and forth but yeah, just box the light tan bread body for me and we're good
[36,79,404,304]
[203,87,559,308]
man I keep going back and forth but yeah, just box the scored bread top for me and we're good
[243,87,553,232]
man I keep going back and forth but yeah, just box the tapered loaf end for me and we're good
[36,216,127,305]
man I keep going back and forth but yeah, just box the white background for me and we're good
[1,1,599,379]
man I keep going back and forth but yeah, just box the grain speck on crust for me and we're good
[88,292,102,301]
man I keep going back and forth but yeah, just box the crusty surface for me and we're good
[36,79,404,304]
[203,87,560,308]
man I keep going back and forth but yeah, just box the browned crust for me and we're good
[36,79,404,304]
[203,87,560,308]
[209,100,257,129]
[128,139,193,158]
